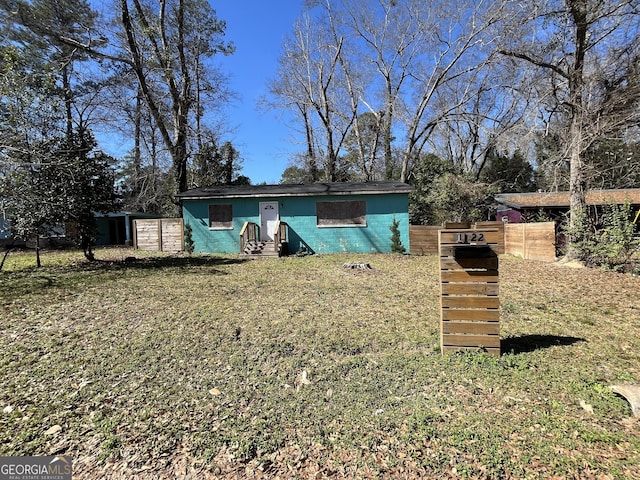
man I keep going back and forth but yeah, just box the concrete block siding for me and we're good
[183,193,410,255]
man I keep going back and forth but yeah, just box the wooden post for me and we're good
[157,219,163,251]
[133,220,138,249]
[439,229,500,356]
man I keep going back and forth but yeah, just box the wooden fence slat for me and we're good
[475,221,505,253]
[443,221,471,229]
[441,296,500,309]
[409,225,441,255]
[442,334,501,348]
[442,346,501,356]
[441,270,499,283]
[160,219,184,252]
[442,309,500,321]
[503,222,556,262]
[440,257,499,270]
[442,322,500,335]
[441,283,499,295]
[438,229,502,246]
[157,218,163,250]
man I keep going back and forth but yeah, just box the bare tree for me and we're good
[337,0,422,180]
[324,0,379,181]
[398,0,506,182]
[499,0,640,253]
[427,58,533,178]
[1,0,102,143]
[267,0,509,183]
[267,13,355,182]
[28,0,234,210]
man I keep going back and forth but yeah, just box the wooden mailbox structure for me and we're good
[439,229,500,356]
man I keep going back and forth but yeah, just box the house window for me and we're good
[209,204,233,230]
[316,200,366,227]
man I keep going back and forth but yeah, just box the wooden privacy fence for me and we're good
[439,229,501,357]
[504,222,556,262]
[410,221,505,255]
[411,221,556,262]
[134,218,184,252]
[409,225,442,255]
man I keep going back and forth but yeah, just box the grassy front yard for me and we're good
[1,249,639,478]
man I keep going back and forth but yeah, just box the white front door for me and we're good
[260,202,279,241]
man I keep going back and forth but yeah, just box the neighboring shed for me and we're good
[0,207,10,241]
[95,212,163,246]
[1,207,163,248]
[495,188,640,223]
[0,207,19,247]
[176,181,413,255]
[0,204,61,248]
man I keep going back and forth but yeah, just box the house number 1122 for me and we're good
[456,232,485,244]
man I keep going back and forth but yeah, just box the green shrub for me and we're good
[184,222,195,254]
[389,217,406,254]
[569,203,639,273]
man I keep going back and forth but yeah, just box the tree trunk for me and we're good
[305,111,319,182]
[133,87,143,198]
[565,0,589,259]
[383,93,394,180]
[0,245,15,271]
[35,236,41,268]
[568,114,587,225]
[122,0,191,212]
[174,0,191,204]
[62,65,74,141]
[325,132,337,182]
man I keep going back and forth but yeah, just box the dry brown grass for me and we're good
[1,249,639,478]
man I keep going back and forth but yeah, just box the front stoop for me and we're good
[242,240,279,257]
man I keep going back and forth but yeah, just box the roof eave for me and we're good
[177,188,413,201]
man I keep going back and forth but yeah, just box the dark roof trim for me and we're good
[176,181,414,200]
[496,189,640,209]
[95,211,163,218]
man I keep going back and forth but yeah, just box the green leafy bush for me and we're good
[184,222,195,254]
[389,217,406,254]
[570,203,639,273]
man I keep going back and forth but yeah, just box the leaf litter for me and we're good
[1,250,639,478]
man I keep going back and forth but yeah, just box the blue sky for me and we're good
[213,1,304,184]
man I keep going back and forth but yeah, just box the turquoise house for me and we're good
[176,181,413,255]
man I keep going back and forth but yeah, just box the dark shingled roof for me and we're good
[176,181,413,200]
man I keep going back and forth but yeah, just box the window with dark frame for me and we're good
[316,200,366,227]
[208,204,233,229]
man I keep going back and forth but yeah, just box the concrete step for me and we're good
[243,241,279,256]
